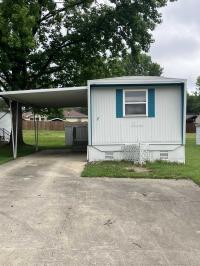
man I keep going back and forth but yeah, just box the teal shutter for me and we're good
[148,88,155,117]
[116,89,123,118]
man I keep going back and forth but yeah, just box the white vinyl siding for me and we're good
[91,86,182,145]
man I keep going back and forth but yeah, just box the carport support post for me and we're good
[9,100,15,159]
[33,112,39,152]
[36,117,39,151]
[9,100,18,159]
[14,101,19,159]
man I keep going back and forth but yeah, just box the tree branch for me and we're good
[40,0,87,23]
[30,37,85,84]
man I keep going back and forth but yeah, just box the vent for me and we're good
[160,151,168,161]
[105,152,114,160]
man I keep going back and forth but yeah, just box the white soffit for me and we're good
[0,86,87,108]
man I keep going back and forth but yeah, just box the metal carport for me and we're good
[0,86,87,158]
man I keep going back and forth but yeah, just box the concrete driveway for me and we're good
[0,150,200,265]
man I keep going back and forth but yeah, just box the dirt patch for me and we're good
[126,166,150,173]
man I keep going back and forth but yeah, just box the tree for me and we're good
[47,108,64,120]
[197,76,200,93]
[121,53,163,76]
[102,53,163,77]
[0,0,175,144]
[187,76,200,114]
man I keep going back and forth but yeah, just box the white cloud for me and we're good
[149,0,200,92]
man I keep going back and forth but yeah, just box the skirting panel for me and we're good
[87,145,185,164]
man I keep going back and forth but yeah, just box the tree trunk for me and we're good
[10,101,24,146]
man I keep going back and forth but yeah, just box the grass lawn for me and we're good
[82,133,200,185]
[0,144,35,165]
[0,130,66,165]
[23,130,65,148]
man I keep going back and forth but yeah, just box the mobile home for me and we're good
[87,76,186,163]
[0,76,186,163]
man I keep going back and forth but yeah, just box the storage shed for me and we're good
[195,115,200,145]
[87,76,186,163]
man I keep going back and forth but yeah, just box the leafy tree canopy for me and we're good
[0,0,175,144]
[59,53,163,86]
[46,108,64,120]
[0,0,175,90]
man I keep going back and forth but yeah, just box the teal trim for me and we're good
[90,86,92,145]
[148,88,155,117]
[116,89,123,118]
[181,83,185,145]
[91,83,182,89]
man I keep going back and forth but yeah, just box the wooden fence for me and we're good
[186,122,196,133]
[23,120,196,133]
[23,120,87,131]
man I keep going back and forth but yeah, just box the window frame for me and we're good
[123,89,148,117]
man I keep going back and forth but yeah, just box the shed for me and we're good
[195,115,200,145]
[186,114,197,133]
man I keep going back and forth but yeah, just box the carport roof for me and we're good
[0,86,87,108]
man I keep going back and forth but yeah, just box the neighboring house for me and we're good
[23,112,47,121]
[0,112,11,142]
[87,76,186,163]
[23,110,88,122]
[63,110,88,123]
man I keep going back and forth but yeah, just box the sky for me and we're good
[150,0,200,92]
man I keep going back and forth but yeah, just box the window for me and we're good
[124,90,147,116]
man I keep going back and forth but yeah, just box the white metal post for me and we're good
[14,101,19,159]
[34,112,37,151]
[9,100,15,159]
[36,116,39,152]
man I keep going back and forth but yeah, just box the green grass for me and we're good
[23,130,65,148]
[0,144,35,165]
[0,130,66,165]
[82,133,200,185]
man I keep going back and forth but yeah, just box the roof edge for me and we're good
[0,86,87,97]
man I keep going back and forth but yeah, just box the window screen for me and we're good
[124,90,147,116]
